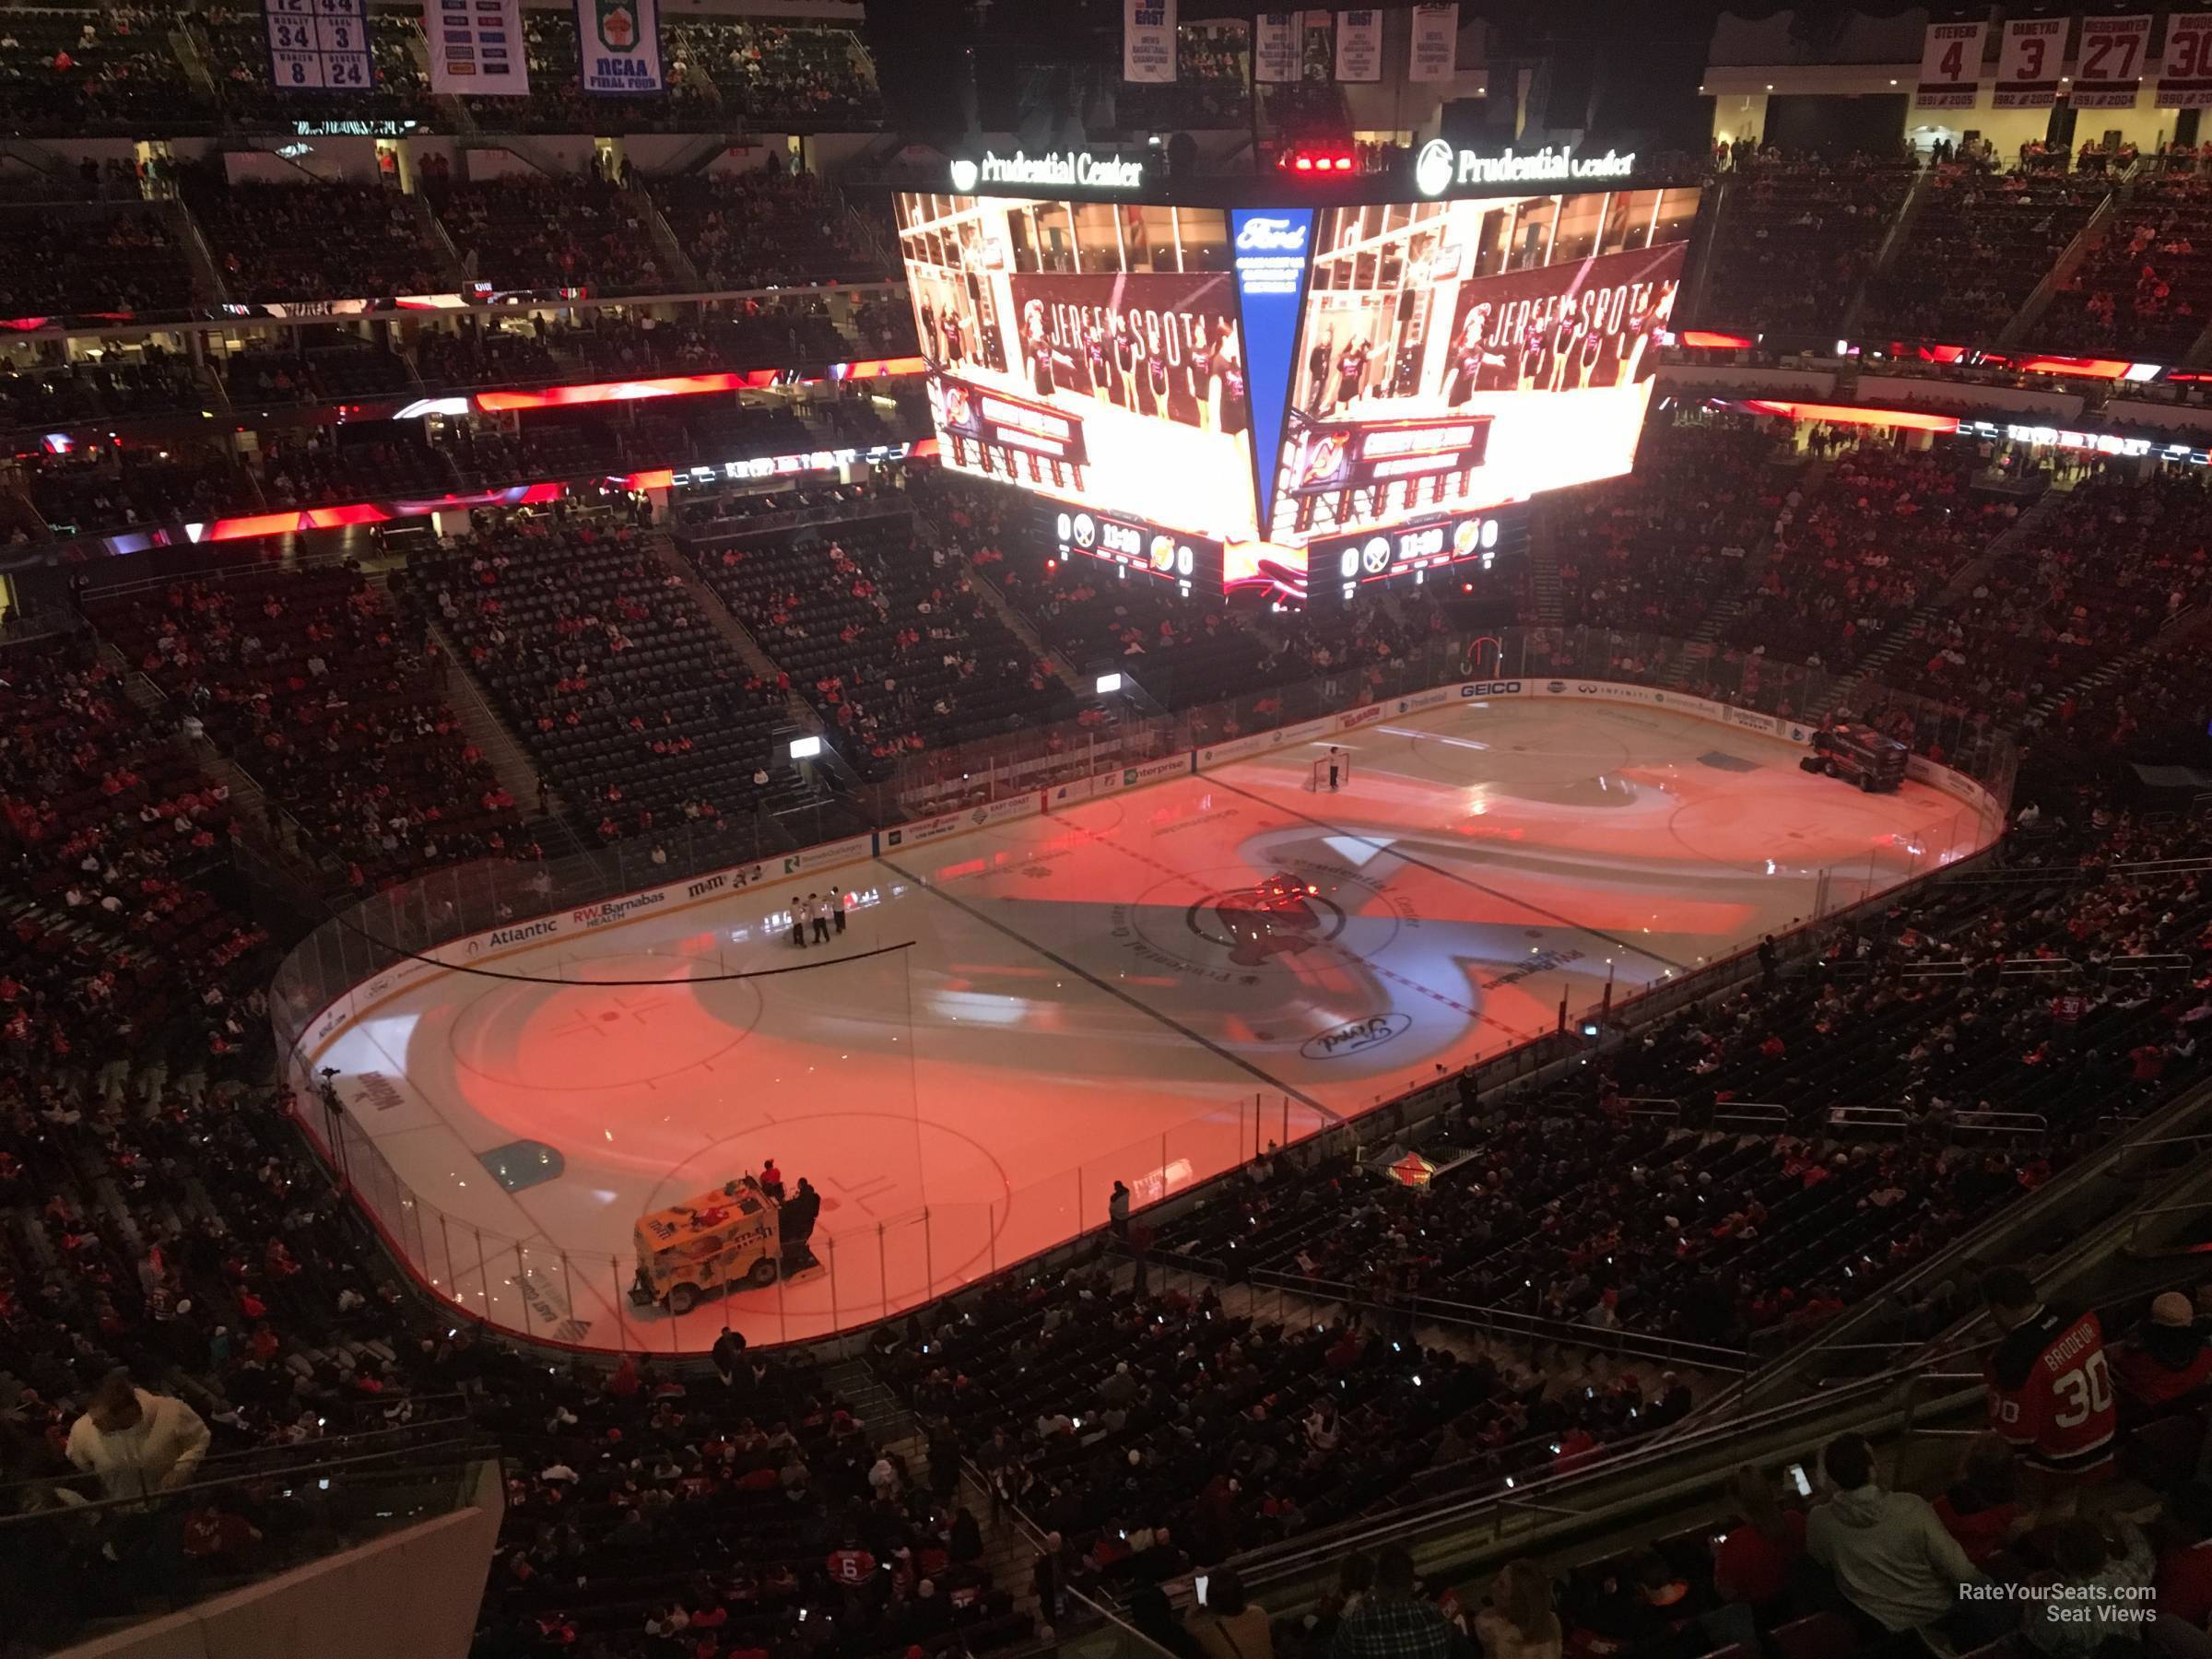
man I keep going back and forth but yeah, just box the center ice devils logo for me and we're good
[1189,873,1344,967]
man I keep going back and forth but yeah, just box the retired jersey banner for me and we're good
[2160,12,2212,107]
[576,0,662,95]
[1124,0,1175,82]
[1914,19,1983,109]
[1408,4,1457,81]
[1335,8,1382,81]
[1254,10,1299,82]
[1992,17,2064,109]
[264,0,373,91]
[2071,14,2150,109]
[426,0,527,94]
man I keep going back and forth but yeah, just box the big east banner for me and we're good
[1005,271,1249,434]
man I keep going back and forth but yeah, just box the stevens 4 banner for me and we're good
[575,0,663,95]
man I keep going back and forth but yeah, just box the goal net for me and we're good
[1307,752,1353,792]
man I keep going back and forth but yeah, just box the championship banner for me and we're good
[1914,19,1984,110]
[2071,14,2149,109]
[1408,3,1457,82]
[2160,12,2212,108]
[425,0,527,94]
[1335,8,1382,82]
[1123,0,1175,83]
[1254,10,1299,83]
[1992,17,2064,109]
[575,0,663,96]
[265,0,373,92]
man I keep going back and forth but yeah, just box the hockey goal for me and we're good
[1307,752,1353,792]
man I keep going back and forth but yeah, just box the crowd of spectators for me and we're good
[1699,152,1916,336]
[1721,434,2019,674]
[217,340,414,407]
[88,562,532,888]
[438,176,670,296]
[399,506,804,842]
[2043,172,2212,359]
[0,202,195,320]
[187,180,452,303]
[0,4,208,135]
[0,347,204,429]
[1895,464,2212,727]
[685,476,1074,773]
[1860,168,2107,345]
[18,443,252,538]
[1552,415,1794,635]
[654,169,887,292]
[691,19,883,127]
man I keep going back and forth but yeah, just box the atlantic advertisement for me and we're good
[899,181,1700,602]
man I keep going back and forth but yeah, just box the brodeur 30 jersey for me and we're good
[1986,1303,2117,1477]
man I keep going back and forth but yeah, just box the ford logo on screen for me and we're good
[1235,215,1309,253]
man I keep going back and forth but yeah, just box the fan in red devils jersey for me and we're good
[1982,1266,2117,1481]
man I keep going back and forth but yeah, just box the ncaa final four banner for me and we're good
[1407,4,1457,81]
[1270,186,1697,547]
[1123,0,1175,83]
[576,0,664,95]
[424,0,527,93]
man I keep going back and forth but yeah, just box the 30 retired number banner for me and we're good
[2071,14,2150,109]
[1915,19,1984,109]
[2161,12,2212,107]
[576,0,662,95]
[1993,17,2065,109]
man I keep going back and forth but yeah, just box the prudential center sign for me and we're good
[1414,139,1637,196]
[948,150,1146,194]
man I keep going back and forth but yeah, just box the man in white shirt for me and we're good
[65,1369,211,1502]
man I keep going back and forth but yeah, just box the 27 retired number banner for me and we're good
[575,0,662,95]
[2071,13,2150,109]
[2161,12,2212,107]
[1993,17,2065,109]
[1914,19,1984,109]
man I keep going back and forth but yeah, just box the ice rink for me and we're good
[308,693,1996,1350]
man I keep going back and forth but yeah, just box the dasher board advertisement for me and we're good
[897,192,1262,547]
[1268,186,1697,546]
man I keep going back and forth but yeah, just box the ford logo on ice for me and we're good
[1236,216,1308,253]
[1301,1013,1412,1060]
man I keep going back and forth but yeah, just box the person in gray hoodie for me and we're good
[1806,1432,2006,1645]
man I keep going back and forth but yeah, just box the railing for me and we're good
[0,1415,495,1652]
[266,625,2018,1355]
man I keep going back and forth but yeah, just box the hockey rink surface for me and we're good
[311,693,1998,1351]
